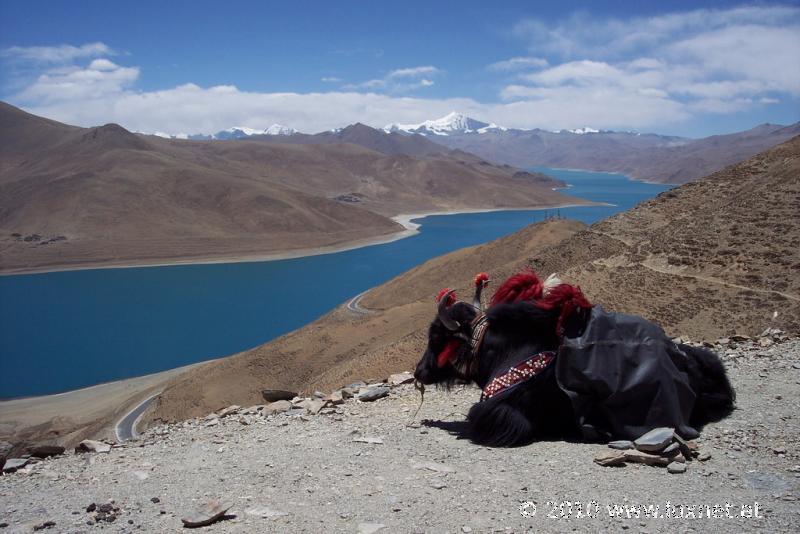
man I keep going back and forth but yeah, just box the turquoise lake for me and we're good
[0,169,670,398]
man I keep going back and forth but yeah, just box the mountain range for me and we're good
[165,111,800,184]
[0,102,576,273]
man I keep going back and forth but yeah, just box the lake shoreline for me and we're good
[0,202,599,277]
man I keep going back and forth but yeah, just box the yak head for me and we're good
[414,289,479,386]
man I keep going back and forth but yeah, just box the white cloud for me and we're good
[502,4,800,121]
[487,56,548,71]
[387,65,440,79]
[1,42,115,63]
[321,76,341,83]
[343,65,441,92]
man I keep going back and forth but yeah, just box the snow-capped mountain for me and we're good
[212,124,298,140]
[567,127,600,135]
[145,124,299,140]
[384,112,506,136]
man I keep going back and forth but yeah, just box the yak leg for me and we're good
[466,399,535,447]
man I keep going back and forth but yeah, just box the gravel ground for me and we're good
[1,336,798,533]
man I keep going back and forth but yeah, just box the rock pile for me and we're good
[594,427,705,473]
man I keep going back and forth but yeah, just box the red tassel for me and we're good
[535,283,592,335]
[490,268,543,306]
[474,272,490,287]
[435,288,457,306]
[437,339,461,368]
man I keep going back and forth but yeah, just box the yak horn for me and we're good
[437,290,461,331]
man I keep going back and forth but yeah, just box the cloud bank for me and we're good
[2,5,798,135]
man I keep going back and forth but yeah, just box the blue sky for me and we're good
[1,0,798,137]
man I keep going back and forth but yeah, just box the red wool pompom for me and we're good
[435,288,457,306]
[490,268,543,306]
[474,272,490,287]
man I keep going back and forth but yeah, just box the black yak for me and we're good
[413,270,735,447]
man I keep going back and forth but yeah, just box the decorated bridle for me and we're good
[433,273,491,376]
[434,271,587,402]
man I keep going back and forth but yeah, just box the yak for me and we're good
[413,270,735,447]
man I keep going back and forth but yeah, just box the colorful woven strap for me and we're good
[480,351,556,401]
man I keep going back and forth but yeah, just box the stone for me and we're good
[0,441,12,456]
[245,507,289,520]
[358,386,390,402]
[340,387,357,399]
[357,523,386,534]
[623,450,670,467]
[759,338,773,347]
[667,462,687,474]
[462,527,473,533]
[301,399,327,415]
[75,440,111,454]
[697,451,712,462]
[32,520,56,531]
[261,389,298,403]
[181,500,232,528]
[594,451,626,467]
[608,440,634,450]
[327,390,345,405]
[388,372,414,386]
[3,458,29,472]
[263,400,292,415]
[634,427,674,453]
[431,481,447,489]
[216,405,240,418]
[30,445,65,459]
[773,447,787,455]
[412,460,456,473]
[151,497,160,504]
[347,381,367,390]
[730,335,750,342]
[353,437,384,444]
[660,442,681,457]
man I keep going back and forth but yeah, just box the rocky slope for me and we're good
[1,334,798,533]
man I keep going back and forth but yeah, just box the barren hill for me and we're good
[144,136,800,427]
[0,103,577,273]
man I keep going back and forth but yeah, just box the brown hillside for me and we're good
[145,136,800,427]
[0,103,582,273]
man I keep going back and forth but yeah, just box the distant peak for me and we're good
[383,112,494,136]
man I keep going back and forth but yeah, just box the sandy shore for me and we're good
[1,202,601,277]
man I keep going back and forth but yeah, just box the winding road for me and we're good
[346,291,372,315]
[115,393,159,442]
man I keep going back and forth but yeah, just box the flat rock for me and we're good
[216,405,240,418]
[261,389,298,403]
[353,437,384,444]
[634,427,674,453]
[388,372,414,386]
[327,390,345,405]
[357,523,386,534]
[698,451,712,462]
[623,450,670,467]
[346,381,367,391]
[74,440,111,454]
[181,499,232,528]
[672,433,695,459]
[608,440,634,450]
[358,386,390,402]
[245,507,289,520]
[594,450,626,467]
[263,400,292,415]
[660,442,681,456]
[412,460,456,473]
[31,445,65,459]
[667,462,687,474]
[3,457,29,472]
[301,399,328,415]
